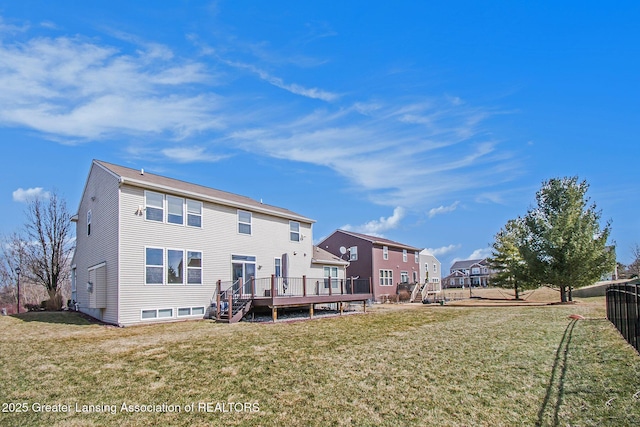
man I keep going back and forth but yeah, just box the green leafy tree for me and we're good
[520,177,615,302]
[488,218,535,300]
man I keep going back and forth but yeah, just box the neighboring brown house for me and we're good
[318,230,422,302]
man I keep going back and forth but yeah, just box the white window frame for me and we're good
[166,195,185,225]
[238,210,252,235]
[349,246,358,261]
[434,263,437,273]
[87,209,92,236]
[141,308,174,320]
[166,248,185,285]
[471,267,480,275]
[383,246,388,260]
[415,251,419,263]
[145,191,164,222]
[323,266,339,289]
[289,221,300,242]
[401,271,409,284]
[177,306,206,317]
[145,247,164,285]
[403,249,408,262]
[379,269,393,286]
[186,199,202,228]
[274,257,282,277]
[186,250,203,285]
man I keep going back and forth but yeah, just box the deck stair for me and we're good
[411,283,425,303]
[217,298,253,323]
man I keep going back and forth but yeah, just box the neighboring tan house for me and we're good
[318,230,421,302]
[442,258,492,288]
[70,160,365,326]
[419,250,442,292]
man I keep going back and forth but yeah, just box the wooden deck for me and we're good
[214,275,373,323]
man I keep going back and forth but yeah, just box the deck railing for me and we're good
[212,276,372,320]
[606,283,640,353]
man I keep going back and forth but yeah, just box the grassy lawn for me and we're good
[1,299,639,426]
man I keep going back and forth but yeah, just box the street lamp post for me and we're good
[15,267,21,314]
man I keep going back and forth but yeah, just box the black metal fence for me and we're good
[606,283,640,353]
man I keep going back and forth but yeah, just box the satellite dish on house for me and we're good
[339,246,347,255]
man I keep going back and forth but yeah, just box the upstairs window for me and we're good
[383,246,388,260]
[87,209,92,236]
[415,251,419,263]
[403,249,408,262]
[433,263,437,273]
[238,210,252,235]
[187,200,202,228]
[145,191,164,222]
[167,196,184,225]
[289,221,300,242]
[349,246,358,261]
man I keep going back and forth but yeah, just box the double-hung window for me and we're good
[187,200,202,228]
[415,251,419,263]
[238,210,252,235]
[403,249,408,262]
[349,246,358,261]
[289,221,300,242]
[145,191,164,222]
[87,210,92,236]
[145,248,164,284]
[167,196,184,225]
[187,251,202,284]
[383,246,388,260]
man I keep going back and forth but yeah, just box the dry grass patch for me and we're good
[1,302,638,426]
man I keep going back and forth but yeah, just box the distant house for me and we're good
[70,160,367,326]
[442,258,492,288]
[319,230,421,302]
[419,250,442,292]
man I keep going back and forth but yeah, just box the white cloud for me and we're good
[12,187,50,202]
[428,201,460,218]
[0,32,222,142]
[222,59,339,101]
[467,247,493,260]
[424,244,461,257]
[161,146,229,163]
[342,207,405,236]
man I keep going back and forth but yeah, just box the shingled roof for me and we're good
[94,160,314,223]
[333,229,421,251]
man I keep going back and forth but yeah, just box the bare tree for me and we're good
[22,191,74,310]
[0,233,27,310]
[629,244,640,278]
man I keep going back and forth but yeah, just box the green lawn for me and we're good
[1,299,638,426]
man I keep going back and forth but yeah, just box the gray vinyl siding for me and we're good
[117,184,315,326]
[73,164,120,324]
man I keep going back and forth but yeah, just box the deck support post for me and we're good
[363,300,367,313]
[272,306,277,322]
[309,304,314,318]
[271,274,276,297]
[303,275,307,297]
[251,276,255,299]
[228,293,233,322]
[339,302,343,315]
[216,280,221,320]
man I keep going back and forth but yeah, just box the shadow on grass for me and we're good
[11,311,102,326]
[536,319,577,427]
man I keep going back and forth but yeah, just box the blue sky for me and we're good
[1,1,639,270]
